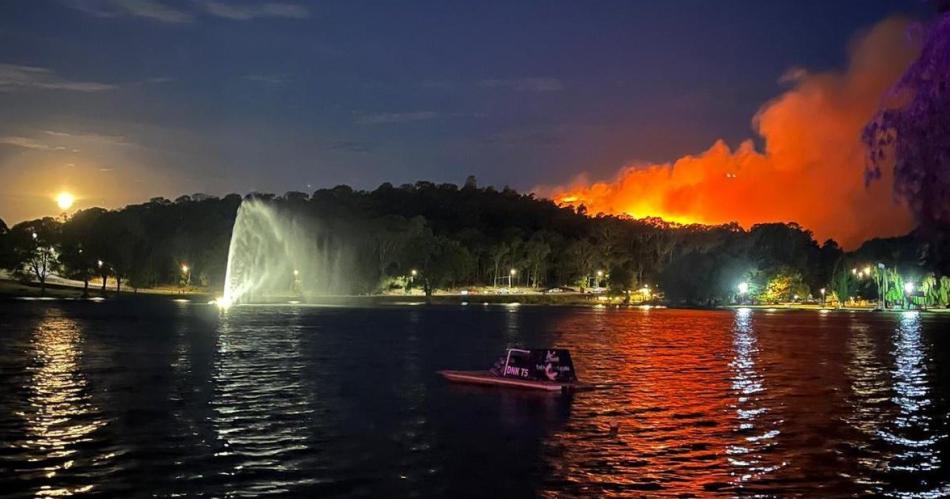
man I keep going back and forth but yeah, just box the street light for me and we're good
[820,287,826,306]
[406,269,418,295]
[509,268,517,288]
[97,259,103,268]
[737,282,749,305]
[904,281,915,310]
[877,263,886,309]
[180,264,190,289]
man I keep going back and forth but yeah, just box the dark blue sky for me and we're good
[0,0,928,220]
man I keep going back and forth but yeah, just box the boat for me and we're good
[439,348,586,392]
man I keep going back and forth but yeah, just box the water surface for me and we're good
[1,301,948,497]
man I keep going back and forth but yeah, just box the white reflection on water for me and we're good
[209,309,317,496]
[727,308,783,484]
[844,319,891,490]
[883,312,947,496]
[20,310,109,497]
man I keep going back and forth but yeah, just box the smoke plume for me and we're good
[544,17,918,248]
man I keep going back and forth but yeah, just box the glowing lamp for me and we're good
[738,282,749,295]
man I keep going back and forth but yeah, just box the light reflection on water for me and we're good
[0,303,948,496]
[726,307,784,486]
[881,312,948,497]
[11,309,111,497]
[208,308,318,496]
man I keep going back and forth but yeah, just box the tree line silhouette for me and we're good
[1,179,948,307]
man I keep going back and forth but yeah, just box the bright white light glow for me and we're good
[56,192,75,210]
[738,282,749,294]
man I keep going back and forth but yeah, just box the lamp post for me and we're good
[903,281,914,310]
[876,263,886,309]
[180,264,190,291]
[97,259,108,294]
[508,268,517,288]
[408,269,417,294]
[820,287,826,306]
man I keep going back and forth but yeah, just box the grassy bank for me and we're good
[0,279,214,302]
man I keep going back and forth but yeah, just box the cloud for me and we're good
[145,76,175,84]
[539,17,918,248]
[0,64,116,92]
[325,140,372,153]
[483,129,564,147]
[241,73,290,85]
[479,77,564,92]
[0,136,54,150]
[355,111,440,125]
[0,130,134,152]
[64,0,309,23]
[64,0,194,23]
[200,1,310,20]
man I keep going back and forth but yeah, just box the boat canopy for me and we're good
[499,348,577,382]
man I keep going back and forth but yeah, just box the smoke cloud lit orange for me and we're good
[544,17,917,248]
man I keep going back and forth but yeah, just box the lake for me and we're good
[1,300,948,497]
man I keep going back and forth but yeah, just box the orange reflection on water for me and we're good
[540,309,745,495]
[19,310,108,497]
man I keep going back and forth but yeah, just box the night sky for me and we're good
[0,0,928,226]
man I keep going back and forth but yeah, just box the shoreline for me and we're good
[3,279,948,313]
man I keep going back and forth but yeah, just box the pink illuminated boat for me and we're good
[439,348,587,392]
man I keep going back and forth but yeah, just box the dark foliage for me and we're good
[0,182,945,302]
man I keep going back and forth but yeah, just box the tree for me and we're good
[59,208,114,296]
[938,275,950,307]
[523,232,552,288]
[0,217,10,269]
[759,267,809,303]
[5,218,62,294]
[864,11,950,230]
[489,242,510,287]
